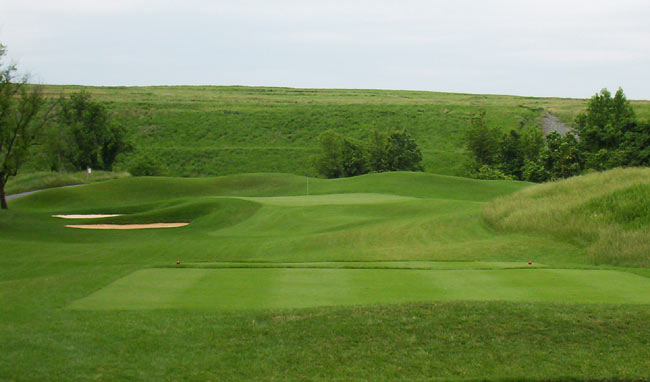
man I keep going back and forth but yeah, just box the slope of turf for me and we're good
[5,170,130,195]
[1,171,649,381]
[483,167,650,267]
[27,85,650,177]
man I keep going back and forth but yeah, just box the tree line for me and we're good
[465,88,650,182]
[313,128,424,178]
[1,43,129,208]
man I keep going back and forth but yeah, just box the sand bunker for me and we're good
[53,214,123,219]
[65,223,189,230]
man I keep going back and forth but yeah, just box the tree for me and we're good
[538,132,583,180]
[498,130,525,180]
[340,137,368,177]
[574,88,636,169]
[313,128,424,178]
[383,129,424,172]
[47,91,129,171]
[367,129,390,172]
[620,120,650,166]
[0,43,50,209]
[465,111,501,173]
[313,129,344,178]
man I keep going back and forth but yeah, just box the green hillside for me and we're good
[483,167,650,267]
[2,171,649,380]
[32,85,650,177]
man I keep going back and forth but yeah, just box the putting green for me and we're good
[69,265,650,311]
[235,193,418,206]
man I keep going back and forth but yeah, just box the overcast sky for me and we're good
[1,0,649,99]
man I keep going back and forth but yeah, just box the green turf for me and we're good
[176,260,548,270]
[70,266,650,311]
[2,171,649,381]
[236,192,417,206]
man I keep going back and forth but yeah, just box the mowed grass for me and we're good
[1,171,649,381]
[70,266,650,311]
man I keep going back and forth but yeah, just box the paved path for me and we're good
[6,184,83,201]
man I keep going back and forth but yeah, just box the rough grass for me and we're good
[28,85,650,177]
[482,168,650,267]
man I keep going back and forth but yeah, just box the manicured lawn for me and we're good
[70,266,650,311]
[1,171,648,381]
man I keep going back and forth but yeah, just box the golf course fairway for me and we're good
[1,171,649,381]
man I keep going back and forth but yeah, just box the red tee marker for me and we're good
[176,260,180,265]
[528,261,532,265]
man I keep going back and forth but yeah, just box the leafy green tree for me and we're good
[314,128,423,178]
[465,111,501,173]
[522,159,549,183]
[367,129,389,172]
[49,92,129,171]
[383,129,424,172]
[0,43,51,209]
[538,132,583,180]
[498,130,525,180]
[474,165,514,180]
[341,137,368,177]
[313,129,345,178]
[620,120,650,166]
[574,88,636,168]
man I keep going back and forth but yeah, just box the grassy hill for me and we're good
[483,167,650,267]
[31,85,650,177]
[1,171,649,380]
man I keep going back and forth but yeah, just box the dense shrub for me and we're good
[313,128,423,178]
[466,88,650,182]
[127,154,166,176]
[45,92,131,171]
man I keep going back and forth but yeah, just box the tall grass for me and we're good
[482,168,650,267]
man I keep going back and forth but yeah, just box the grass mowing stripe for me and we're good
[69,268,650,311]
[67,269,208,310]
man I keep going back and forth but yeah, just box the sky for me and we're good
[1,0,649,99]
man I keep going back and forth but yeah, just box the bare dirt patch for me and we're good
[542,112,572,136]
[65,223,189,230]
[53,214,123,219]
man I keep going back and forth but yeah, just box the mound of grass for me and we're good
[99,197,261,228]
[5,170,130,195]
[582,183,650,229]
[13,171,527,212]
[483,167,650,267]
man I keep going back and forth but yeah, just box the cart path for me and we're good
[6,184,83,201]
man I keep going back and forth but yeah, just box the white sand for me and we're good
[65,223,189,230]
[53,214,123,219]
